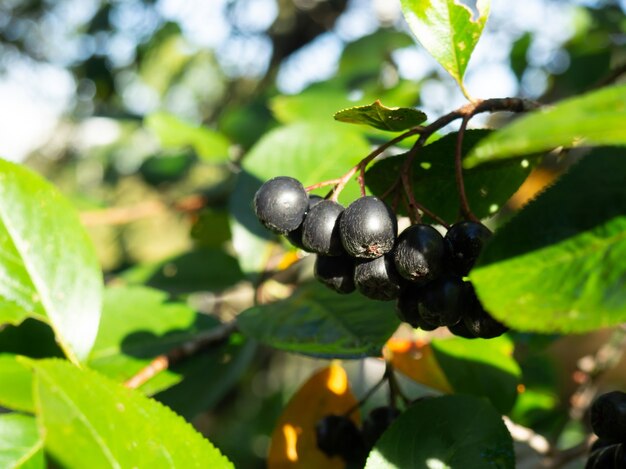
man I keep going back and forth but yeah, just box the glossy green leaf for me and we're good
[432,336,521,414]
[238,282,400,358]
[334,100,427,132]
[365,395,514,469]
[0,354,33,413]
[400,0,490,91]
[0,159,102,364]
[29,359,234,469]
[0,413,44,469]
[470,149,626,333]
[466,83,626,167]
[89,286,221,394]
[366,130,532,223]
[145,111,231,162]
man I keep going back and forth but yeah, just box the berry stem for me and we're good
[455,115,480,222]
[344,372,389,417]
[385,363,410,407]
[327,126,423,201]
[305,178,342,192]
[358,165,367,197]
[382,97,541,222]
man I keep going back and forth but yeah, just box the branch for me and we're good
[386,97,541,222]
[313,127,423,202]
[124,320,238,389]
[80,195,207,226]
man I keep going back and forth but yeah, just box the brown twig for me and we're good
[322,127,424,201]
[454,115,479,222]
[80,195,207,226]
[124,320,238,389]
[305,178,342,192]
[383,97,541,223]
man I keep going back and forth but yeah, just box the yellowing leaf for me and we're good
[268,364,359,469]
[383,338,453,393]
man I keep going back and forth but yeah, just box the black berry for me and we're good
[339,196,397,259]
[591,392,626,441]
[448,319,477,339]
[354,254,404,301]
[315,415,366,463]
[314,255,356,294]
[253,176,309,234]
[585,443,625,469]
[418,276,465,327]
[445,221,492,276]
[591,438,621,453]
[393,224,445,285]
[362,406,401,448]
[302,200,345,255]
[396,287,438,331]
[463,283,508,339]
[286,195,324,250]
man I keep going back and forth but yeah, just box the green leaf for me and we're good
[365,395,514,469]
[0,354,33,413]
[465,83,626,167]
[241,122,370,194]
[29,359,234,469]
[0,413,44,469]
[400,0,490,92]
[334,100,427,132]
[238,282,400,358]
[470,149,626,333]
[121,248,244,295]
[432,336,521,414]
[270,83,357,124]
[145,111,231,162]
[89,286,221,394]
[366,130,532,222]
[155,336,256,419]
[0,159,102,364]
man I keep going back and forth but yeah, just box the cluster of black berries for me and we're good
[253,176,507,338]
[315,407,400,465]
[586,391,626,468]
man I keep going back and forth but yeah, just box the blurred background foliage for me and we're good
[0,0,625,467]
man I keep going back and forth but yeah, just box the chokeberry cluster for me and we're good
[586,391,626,468]
[315,406,400,465]
[253,176,508,339]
